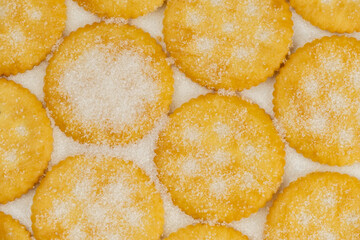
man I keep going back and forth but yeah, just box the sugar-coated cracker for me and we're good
[0,78,53,204]
[0,212,31,239]
[165,224,248,240]
[265,172,360,239]
[74,0,164,19]
[290,0,360,33]
[274,36,360,166]
[163,0,293,91]
[154,93,285,222]
[0,0,66,76]
[31,155,164,240]
[44,22,174,146]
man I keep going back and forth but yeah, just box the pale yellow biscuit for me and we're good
[31,155,164,240]
[155,93,285,222]
[0,212,31,239]
[265,172,360,239]
[274,36,360,166]
[74,0,164,19]
[163,0,293,91]
[44,22,174,146]
[0,78,53,204]
[290,0,360,33]
[0,0,66,76]
[165,224,248,240]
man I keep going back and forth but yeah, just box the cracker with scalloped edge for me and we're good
[163,0,293,91]
[155,93,285,222]
[0,0,66,76]
[31,155,164,240]
[44,22,174,146]
[265,172,360,239]
[0,78,53,204]
[274,36,360,166]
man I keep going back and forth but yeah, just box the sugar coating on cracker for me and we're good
[0,211,31,239]
[163,0,293,91]
[0,79,53,204]
[73,0,164,19]
[290,0,360,33]
[45,22,174,146]
[32,155,164,240]
[265,172,360,239]
[0,0,66,76]
[155,94,285,222]
[164,224,249,240]
[274,36,360,166]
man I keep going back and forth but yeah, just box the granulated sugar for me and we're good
[2,2,360,240]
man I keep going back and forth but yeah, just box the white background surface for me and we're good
[1,1,360,239]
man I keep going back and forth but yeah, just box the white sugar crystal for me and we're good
[68,225,87,240]
[187,11,203,26]
[241,171,255,189]
[102,182,131,205]
[15,125,28,137]
[255,28,272,42]
[245,2,259,17]
[28,9,42,20]
[181,157,199,176]
[0,4,8,18]
[51,200,70,222]
[321,56,343,72]
[212,150,231,165]
[329,91,348,111]
[182,126,201,142]
[86,203,108,224]
[3,150,17,162]
[316,230,337,240]
[123,207,144,227]
[244,145,257,158]
[303,77,319,96]
[234,47,254,60]
[9,29,25,43]
[210,0,223,6]
[213,122,231,139]
[209,178,227,198]
[61,46,159,128]
[308,113,328,134]
[350,69,360,89]
[339,129,354,146]
[321,0,333,4]
[73,179,93,200]
[196,37,215,52]
[297,211,312,226]
[321,191,337,208]
[344,212,360,225]
[222,22,235,33]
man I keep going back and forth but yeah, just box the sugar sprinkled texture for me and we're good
[60,45,159,128]
[2,2,360,240]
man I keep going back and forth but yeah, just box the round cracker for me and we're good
[44,22,174,146]
[290,0,360,33]
[265,172,360,239]
[163,0,293,91]
[74,0,164,19]
[154,93,285,222]
[0,78,53,204]
[0,0,66,76]
[0,212,31,239]
[165,224,248,240]
[274,36,360,166]
[31,155,164,240]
